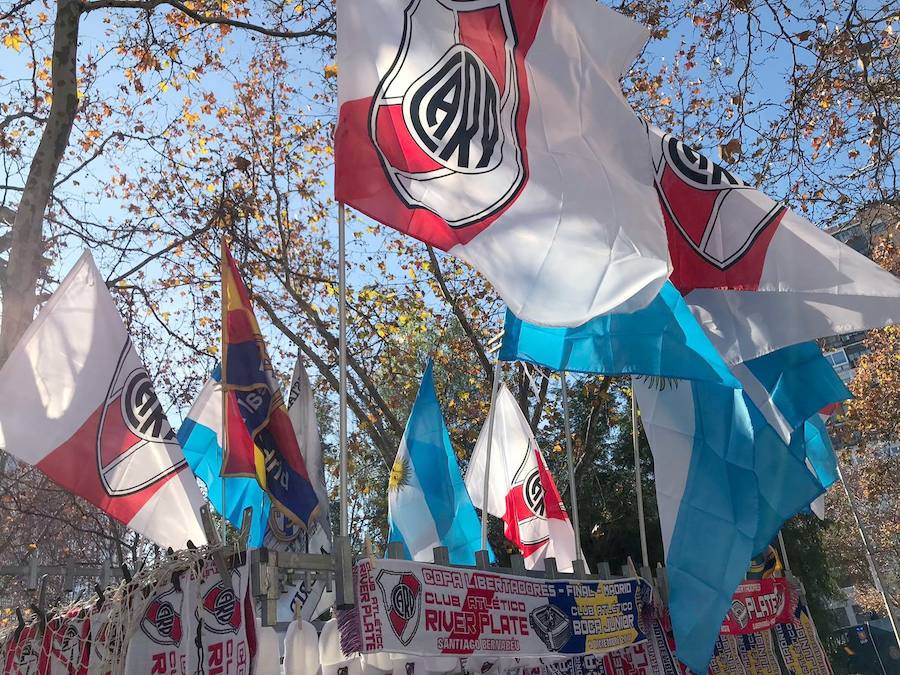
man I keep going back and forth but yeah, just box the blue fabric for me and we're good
[499,282,739,387]
[802,415,839,492]
[387,361,491,565]
[667,380,826,671]
[178,371,269,547]
[744,342,851,433]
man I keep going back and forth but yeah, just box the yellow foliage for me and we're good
[3,32,23,52]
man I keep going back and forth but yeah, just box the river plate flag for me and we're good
[220,243,318,527]
[335,0,672,327]
[465,385,577,572]
[0,252,206,549]
[387,361,487,564]
[646,122,900,364]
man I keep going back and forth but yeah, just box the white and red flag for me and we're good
[464,385,577,571]
[647,123,900,364]
[0,251,206,549]
[335,0,671,327]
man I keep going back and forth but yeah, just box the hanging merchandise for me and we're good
[773,600,834,675]
[734,631,781,675]
[0,251,206,549]
[465,385,578,572]
[335,0,672,327]
[341,558,652,660]
[40,612,92,675]
[719,579,796,636]
[387,361,487,565]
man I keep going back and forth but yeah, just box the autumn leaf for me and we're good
[719,138,742,162]
[324,63,338,79]
[3,32,23,52]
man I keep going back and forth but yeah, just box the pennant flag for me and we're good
[272,353,335,622]
[220,243,318,527]
[335,0,672,327]
[178,368,270,548]
[387,361,487,564]
[465,385,577,572]
[0,252,206,549]
[633,363,847,672]
[499,281,738,387]
[647,123,900,364]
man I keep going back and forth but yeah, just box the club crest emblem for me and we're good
[376,570,422,646]
[649,128,787,291]
[96,341,185,496]
[199,569,242,634]
[267,505,304,545]
[370,0,527,228]
[505,444,569,557]
[141,586,184,646]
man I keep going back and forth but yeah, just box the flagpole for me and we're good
[334,201,355,607]
[220,238,228,543]
[631,387,649,569]
[480,360,502,554]
[338,202,349,540]
[559,374,584,566]
[837,462,900,647]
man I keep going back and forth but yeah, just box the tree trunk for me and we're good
[0,0,81,366]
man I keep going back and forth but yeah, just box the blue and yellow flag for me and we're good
[221,242,318,527]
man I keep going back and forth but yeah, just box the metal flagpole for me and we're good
[335,202,354,607]
[837,462,900,647]
[480,360,502,554]
[777,530,792,573]
[560,375,584,565]
[220,239,228,543]
[631,387,649,569]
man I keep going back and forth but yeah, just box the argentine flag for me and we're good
[634,343,849,671]
[499,281,738,387]
[387,361,488,564]
[177,367,270,547]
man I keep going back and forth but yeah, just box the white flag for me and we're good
[273,354,334,622]
[335,0,671,327]
[0,251,206,549]
[465,385,577,572]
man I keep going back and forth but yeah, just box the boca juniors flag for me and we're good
[336,0,672,327]
[220,243,318,527]
[465,385,578,572]
[646,123,900,364]
[0,252,206,549]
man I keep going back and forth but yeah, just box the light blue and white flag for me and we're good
[634,343,848,671]
[178,367,269,547]
[499,282,738,387]
[732,341,851,442]
[387,361,488,565]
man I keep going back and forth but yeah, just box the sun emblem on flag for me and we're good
[388,455,411,493]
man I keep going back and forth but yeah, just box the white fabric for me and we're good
[284,620,320,675]
[0,251,205,548]
[465,386,577,572]
[686,206,900,366]
[253,619,282,675]
[360,651,392,674]
[337,0,671,327]
[388,433,442,561]
[276,355,335,622]
[631,378,694,555]
[319,619,362,675]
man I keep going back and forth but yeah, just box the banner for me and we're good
[774,601,833,675]
[40,613,91,675]
[706,634,745,675]
[734,631,781,675]
[348,559,652,659]
[720,578,795,636]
